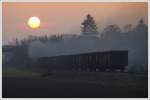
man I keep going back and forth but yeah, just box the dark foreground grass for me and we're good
[2,70,148,98]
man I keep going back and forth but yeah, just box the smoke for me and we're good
[28,35,102,59]
[28,32,147,68]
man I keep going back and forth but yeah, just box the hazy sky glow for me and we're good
[3,2,148,44]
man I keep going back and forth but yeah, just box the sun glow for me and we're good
[28,16,40,29]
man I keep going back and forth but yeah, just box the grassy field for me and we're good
[3,68,148,98]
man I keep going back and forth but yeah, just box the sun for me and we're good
[28,16,40,29]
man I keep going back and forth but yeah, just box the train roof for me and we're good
[38,50,128,59]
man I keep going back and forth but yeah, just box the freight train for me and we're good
[36,51,128,72]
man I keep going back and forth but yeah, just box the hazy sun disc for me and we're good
[28,17,40,29]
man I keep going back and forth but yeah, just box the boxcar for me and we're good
[36,50,128,72]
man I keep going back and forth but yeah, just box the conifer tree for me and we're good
[81,14,98,35]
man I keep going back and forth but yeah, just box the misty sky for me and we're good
[3,2,148,45]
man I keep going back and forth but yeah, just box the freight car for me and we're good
[36,51,128,72]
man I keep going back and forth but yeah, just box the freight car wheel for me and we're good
[89,68,94,72]
[96,68,99,72]
[110,68,115,72]
[98,68,105,72]
[120,68,125,72]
